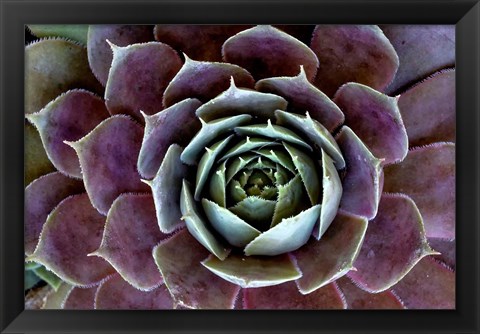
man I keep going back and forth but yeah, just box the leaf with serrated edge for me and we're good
[221,137,279,162]
[238,170,253,187]
[201,253,301,288]
[202,199,261,247]
[274,163,290,186]
[255,147,296,172]
[245,156,276,170]
[246,205,321,256]
[271,175,304,227]
[225,154,257,184]
[180,180,229,260]
[275,110,345,169]
[209,161,227,207]
[228,180,247,203]
[229,196,276,231]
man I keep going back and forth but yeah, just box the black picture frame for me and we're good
[1,0,479,333]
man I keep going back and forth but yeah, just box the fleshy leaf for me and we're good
[223,25,319,81]
[221,137,279,162]
[33,266,62,291]
[66,116,149,215]
[398,70,455,146]
[429,238,456,270]
[275,110,345,169]
[138,98,202,179]
[29,25,89,44]
[225,154,257,184]
[381,25,455,94]
[255,148,295,173]
[228,180,247,203]
[235,120,312,152]
[202,253,301,288]
[25,171,84,255]
[202,199,261,247]
[91,194,166,291]
[383,143,455,239]
[391,257,455,309]
[25,270,41,290]
[180,180,230,260]
[63,286,96,310]
[146,144,188,233]
[336,277,404,309]
[348,193,435,293]
[163,55,255,107]
[104,41,182,119]
[43,283,74,309]
[229,196,276,231]
[153,229,240,309]
[27,194,114,286]
[26,90,110,178]
[317,150,342,239]
[293,210,368,294]
[336,126,382,220]
[333,83,408,164]
[310,25,399,97]
[256,66,344,132]
[181,114,252,165]
[154,25,252,62]
[196,78,288,122]
[271,175,305,227]
[244,282,346,309]
[208,161,227,207]
[95,274,173,309]
[245,205,321,256]
[87,25,153,86]
[25,123,55,186]
[25,38,103,115]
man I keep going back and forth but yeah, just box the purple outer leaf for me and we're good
[25,172,84,255]
[398,70,455,147]
[138,98,202,179]
[25,38,103,115]
[63,286,97,309]
[153,229,240,309]
[163,55,255,107]
[335,126,382,220]
[428,238,456,270]
[383,142,455,239]
[391,257,455,309]
[255,66,344,132]
[25,123,55,186]
[26,89,110,178]
[95,274,174,309]
[336,276,404,309]
[348,193,435,293]
[333,83,408,164]
[66,116,149,215]
[223,25,319,81]
[27,194,115,286]
[91,194,166,291]
[104,41,182,120]
[87,25,154,86]
[381,25,455,94]
[310,25,399,97]
[244,282,346,309]
[293,210,368,294]
[154,25,252,62]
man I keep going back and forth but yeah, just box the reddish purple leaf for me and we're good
[66,116,149,215]
[398,70,455,147]
[163,56,254,107]
[392,257,455,309]
[92,194,167,290]
[336,126,382,219]
[95,274,173,309]
[87,25,154,85]
[153,229,240,309]
[273,25,316,45]
[223,25,319,81]
[138,98,202,179]
[333,83,408,164]
[336,276,404,309]
[244,282,346,309]
[63,286,97,309]
[154,25,252,62]
[293,210,368,294]
[382,25,455,94]
[27,194,115,286]
[310,25,399,97]
[105,41,182,120]
[383,143,455,239]
[25,172,84,255]
[348,193,434,292]
[428,238,456,270]
[26,90,110,178]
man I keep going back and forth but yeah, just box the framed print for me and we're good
[1,0,479,333]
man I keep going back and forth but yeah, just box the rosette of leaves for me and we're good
[24,24,455,309]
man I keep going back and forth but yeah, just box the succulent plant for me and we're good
[24,24,455,310]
